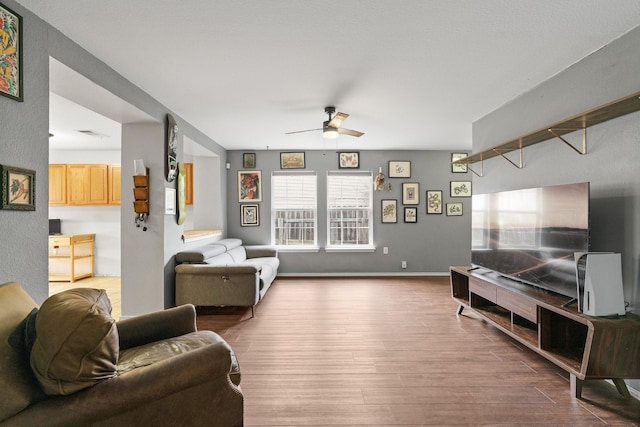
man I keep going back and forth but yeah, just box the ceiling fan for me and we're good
[285,106,364,139]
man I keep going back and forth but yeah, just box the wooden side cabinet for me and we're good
[48,234,95,283]
[450,266,640,399]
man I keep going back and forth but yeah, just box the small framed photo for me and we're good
[450,181,471,197]
[404,207,417,223]
[426,190,443,214]
[388,161,411,178]
[0,165,35,210]
[381,199,397,223]
[243,153,256,169]
[338,152,359,169]
[402,182,420,205]
[238,170,262,202]
[451,153,468,173]
[241,204,259,226]
[0,3,22,102]
[280,152,305,169]
[446,203,463,216]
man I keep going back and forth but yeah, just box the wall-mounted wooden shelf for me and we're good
[454,91,640,176]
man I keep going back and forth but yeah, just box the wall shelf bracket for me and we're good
[548,127,587,155]
[465,157,484,177]
[492,144,523,169]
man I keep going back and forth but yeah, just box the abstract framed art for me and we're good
[238,170,262,202]
[426,190,443,214]
[0,3,22,102]
[381,199,397,223]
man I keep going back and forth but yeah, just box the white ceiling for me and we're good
[22,0,640,152]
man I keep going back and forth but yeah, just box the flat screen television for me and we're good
[471,182,589,300]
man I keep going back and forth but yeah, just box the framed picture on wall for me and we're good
[381,199,397,223]
[446,203,463,216]
[241,204,259,226]
[243,153,256,169]
[338,152,359,168]
[450,181,471,197]
[402,182,419,205]
[0,3,22,102]
[238,170,262,202]
[0,164,35,210]
[280,152,305,169]
[404,207,417,223]
[451,153,468,173]
[388,161,411,178]
[426,190,443,214]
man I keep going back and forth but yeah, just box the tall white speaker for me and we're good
[574,252,626,316]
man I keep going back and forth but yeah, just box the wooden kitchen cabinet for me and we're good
[48,234,95,282]
[108,164,121,205]
[66,164,109,205]
[48,164,67,205]
[184,162,193,205]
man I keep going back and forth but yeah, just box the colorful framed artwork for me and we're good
[402,182,420,205]
[0,164,35,210]
[426,190,443,214]
[280,152,305,169]
[241,204,259,226]
[238,170,262,202]
[388,161,410,178]
[243,153,256,169]
[338,152,359,169]
[166,114,178,182]
[0,3,22,102]
[404,207,417,223]
[381,199,397,223]
[450,181,471,197]
[451,153,468,173]
[446,203,463,216]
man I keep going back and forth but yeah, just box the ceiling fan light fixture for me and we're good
[323,121,339,139]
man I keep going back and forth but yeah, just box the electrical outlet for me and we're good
[383,247,389,254]
[401,261,407,269]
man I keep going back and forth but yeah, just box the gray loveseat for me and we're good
[175,238,279,317]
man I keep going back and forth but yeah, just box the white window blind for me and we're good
[271,172,317,246]
[327,171,373,247]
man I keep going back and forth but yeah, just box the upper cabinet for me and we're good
[49,164,121,206]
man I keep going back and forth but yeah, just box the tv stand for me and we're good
[450,266,640,399]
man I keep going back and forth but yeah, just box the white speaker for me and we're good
[574,252,626,316]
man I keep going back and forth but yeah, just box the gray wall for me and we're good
[472,25,640,392]
[226,149,471,274]
[0,0,227,312]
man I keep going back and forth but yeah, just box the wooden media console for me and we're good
[450,266,640,398]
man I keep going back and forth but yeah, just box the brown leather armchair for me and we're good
[0,282,243,427]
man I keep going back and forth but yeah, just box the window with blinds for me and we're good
[327,171,373,247]
[271,171,317,247]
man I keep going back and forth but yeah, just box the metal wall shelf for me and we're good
[454,91,640,176]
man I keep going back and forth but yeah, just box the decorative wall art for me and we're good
[446,202,463,216]
[0,164,35,210]
[166,114,178,182]
[451,153,468,173]
[0,3,22,101]
[402,182,420,205]
[238,171,262,202]
[426,190,443,214]
[280,152,305,169]
[241,204,259,226]
[404,207,417,223]
[338,152,359,169]
[388,161,411,178]
[381,199,397,223]
[450,181,471,197]
[243,153,256,169]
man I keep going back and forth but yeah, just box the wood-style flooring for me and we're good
[197,277,640,426]
[49,276,121,320]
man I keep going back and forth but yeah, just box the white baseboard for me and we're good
[277,272,450,277]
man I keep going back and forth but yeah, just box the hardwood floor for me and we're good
[197,277,640,426]
[49,276,121,320]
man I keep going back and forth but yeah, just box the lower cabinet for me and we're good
[450,266,640,399]
[48,234,95,283]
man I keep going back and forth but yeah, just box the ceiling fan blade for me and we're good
[328,112,349,128]
[337,127,364,137]
[285,128,322,135]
